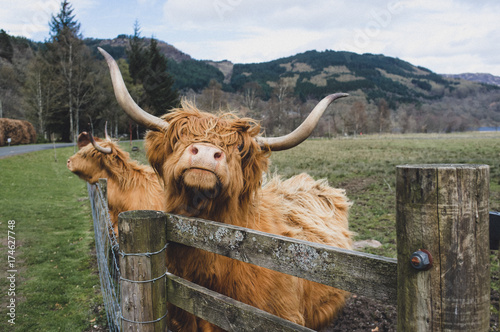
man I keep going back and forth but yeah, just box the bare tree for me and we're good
[23,54,55,139]
[349,102,368,135]
[377,99,391,133]
[241,81,262,113]
[269,78,292,135]
[73,47,97,136]
[198,80,227,112]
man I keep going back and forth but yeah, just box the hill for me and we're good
[442,73,500,87]
[229,50,457,104]
[227,50,500,106]
[84,35,192,62]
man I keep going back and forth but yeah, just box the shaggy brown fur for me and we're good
[145,101,353,331]
[67,132,164,236]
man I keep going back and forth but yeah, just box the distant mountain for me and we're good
[84,35,192,62]
[226,50,500,106]
[441,73,500,87]
[85,36,500,106]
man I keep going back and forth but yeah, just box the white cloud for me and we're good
[377,1,500,73]
[163,0,353,32]
[0,0,100,40]
[137,0,158,5]
[174,27,326,63]
[162,0,359,62]
[0,0,60,39]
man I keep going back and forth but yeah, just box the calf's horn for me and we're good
[104,121,111,141]
[89,132,112,154]
[98,47,169,132]
[257,93,348,151]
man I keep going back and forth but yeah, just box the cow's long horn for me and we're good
[97,47,169,132]
[257,93,348,151]
[104,121,111,140]
[89,132,112,154]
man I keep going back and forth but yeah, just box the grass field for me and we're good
[269,132,500,258]
[0,147,106,331]
[0,131,499,330]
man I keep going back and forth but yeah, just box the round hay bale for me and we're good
[0,119,5,146]
[25,121,36,143]
[19,120,36,144]
[0,118,37,146]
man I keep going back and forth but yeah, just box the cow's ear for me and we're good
[145,131,167,178]
[77,132,91,150]
[239,139,269,200]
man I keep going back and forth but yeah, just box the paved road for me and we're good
[0,142,76,159]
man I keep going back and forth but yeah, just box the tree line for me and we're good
[184,74,500,137]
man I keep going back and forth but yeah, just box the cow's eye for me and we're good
[237,144,244,152]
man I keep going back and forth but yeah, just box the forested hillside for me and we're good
[86,38,500,107]
[231,50,462,104]
[0,31,38,119]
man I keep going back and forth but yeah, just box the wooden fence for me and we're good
[103,164,491,331]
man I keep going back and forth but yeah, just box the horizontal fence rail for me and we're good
[166,272,315,332]
[166,214,398,305]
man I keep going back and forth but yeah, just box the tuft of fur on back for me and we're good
[262,173,353,247]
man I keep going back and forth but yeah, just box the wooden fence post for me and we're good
[396,164,490,331]
[119,210,168,332]
[98,178,108,206]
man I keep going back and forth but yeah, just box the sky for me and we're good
[1,0,499,76]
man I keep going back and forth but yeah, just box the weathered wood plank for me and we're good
[396,164,490,332]
[98,178,108,207]
[166,272,315,332]
[119,210,168,332]
[166,214,398,304]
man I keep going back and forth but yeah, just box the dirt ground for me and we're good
[323,289,499,332]
[322,294,397,332]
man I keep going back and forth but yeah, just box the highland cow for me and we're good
[67,131,164,237]
[99,47,353,331]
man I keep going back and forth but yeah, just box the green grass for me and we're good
[0,147,105,331]
[269,132,500,258]
[0,132,499,329]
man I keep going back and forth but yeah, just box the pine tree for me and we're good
[142,38,179,115]
[38,0,107,141]
[45,0,82,140]
[127,21,147,85]
[126,23,178,116]
[49,0,81,41]
[0,29,14,62]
